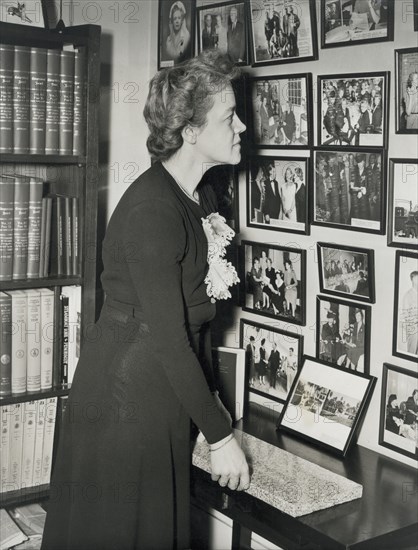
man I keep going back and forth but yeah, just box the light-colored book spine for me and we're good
[9,403,24,491]
[32,399,45,487]
[27,176,44,279]
[0,406,11,493]
[21,401,37,488]
[24,289,41,392]
[9,290,28,394]
[39,288,54,390]
[40,397,57,485]
[62,285,81,384]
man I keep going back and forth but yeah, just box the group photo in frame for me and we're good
[158,0,195,69]
[395,48,418,134]
[387,159,418,249]
[316,296,371,374]
[393,251,418,363]
[318,72,389,148]
[277,355,376,456]
[247,155,309,235]
[248,0,318,67]
[247,74,312,148]
[0,0,47,26]
[379,363,418,460]
[312,148,385,234]
[317,242,375,303]
[240,319,303,405]
[197,1,248,65]
[240,240,306,325]
[321,0,394,48]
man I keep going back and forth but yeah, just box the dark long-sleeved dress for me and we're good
[41,162,232,550]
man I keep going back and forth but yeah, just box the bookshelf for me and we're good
[0,22,100,510]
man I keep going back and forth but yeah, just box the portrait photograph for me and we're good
[247,74,312,148]
[240,319,303,404]
[321,0,394,48]
[0,0,47,27]
[388,159,418,249]
[316,296,371,374]
[317,242,375,303]
[200,164,239,232]
[240,240,306,326]
[248,0,318,67]
[395,48,418,134]
[277,356,376,456]
[158,0,195,69]
[318,72,389,148]
[393,251,418,363]
[197,1,248,65]
[379,363,418,460]
[247,155,309,235]
[313,148,385,234]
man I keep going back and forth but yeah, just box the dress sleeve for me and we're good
[124,198,231,444]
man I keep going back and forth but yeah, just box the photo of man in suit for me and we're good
[261,163,282,223]
[227,6,245,63]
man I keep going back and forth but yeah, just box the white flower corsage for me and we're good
[202,213,239,301]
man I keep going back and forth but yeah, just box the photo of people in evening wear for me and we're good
[394,253,418,362]
[158,0,194,68]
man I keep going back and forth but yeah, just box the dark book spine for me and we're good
[29,47,47,154]
[13,46,31,154]
[45,49,60,155]
[73,49,86,156]
[42,196,52,277]
[60,294,69,386]
[27,178,44,279]
[63,196,72,276]
[0,176,15,281]
[0,45,14,154]
[48,195,64,276]
[71,197,79,275]
[59,50,74,155]
[0,293,12,396]
[12,176,30,280]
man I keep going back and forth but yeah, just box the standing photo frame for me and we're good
[158,0,195,69]
[395,48,418,134]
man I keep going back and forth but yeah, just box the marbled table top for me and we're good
[192,430,363,518]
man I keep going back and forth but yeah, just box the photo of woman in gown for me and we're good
[284,259,298,318]
[279,166,297,221]
[165,1,191,63]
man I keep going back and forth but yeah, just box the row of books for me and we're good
[0,43,86,156]
[0,286,81,396]
[0,174,79,281]
[0,398,57,495]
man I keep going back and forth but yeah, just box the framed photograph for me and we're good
[318,242,375,303]
[248,0,318,67]
[395,48,418,134]
[312,148,386,234]
[388,159,418,249]
[247,74,313,149]
[200,164,239,232]
[318,72,389,148]
[240,240,306,326]
[393,251,418,363]
[379,363,418,461]
[247,155,309,235]
[158,0,195,69]
[316,296,371,374]
[321,0,394,48]
[414,0,418,32]
[277,355,376,456]
[197,1,248,65]
[0,0,47,27]
[240,319,303,405]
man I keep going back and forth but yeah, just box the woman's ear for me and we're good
[182,125,197,144]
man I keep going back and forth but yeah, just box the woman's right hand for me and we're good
[210,435,250,492]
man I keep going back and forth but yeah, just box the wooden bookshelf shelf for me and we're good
[0,484,50,508]
[0,276,82,291]
[0,387,71,407]
[0,154,87,165]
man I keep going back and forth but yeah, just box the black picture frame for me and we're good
[393,251,418,363]
[240,318,304,405]
[200,164,240,233]
[157,0,195,70]
[277,355,376,457]
[316,295,371,374]
[395,48,418,135]
[247,155,310,235]
[0,0,48,27]
[379,363,418,461]
[317,242,375,304]
[248,0,318,67]
[312,147,386,235]
[387,159,418,249]
[317,72,389,149]
[196,0,248,65]
[240,240,306,326]
[321,0,394,49]
[414,0,418,32]
[246,73,313,149]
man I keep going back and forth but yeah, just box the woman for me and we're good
[284,259,298,318]
[41,51,249,550]
[345,309,365,371]
[165,1,191,63]
[294,166,306,223]
[250,256,264,309]
[279,167,297,221]
[386,394,403,434]
[257,338,268,385]
[214,13,228,53]
[270,269,285,316]
[405,71,418,130]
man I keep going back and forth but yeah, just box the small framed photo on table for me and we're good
[247,74,313,149]
[158,0,195,69]
[379,363,418,461]
[277,355,376,457]
[395,48,418,134]
[312,148,386,235]
[321,0,394,49]
[248,0,318,67]
[318,72,389,148]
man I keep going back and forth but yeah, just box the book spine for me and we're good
[0,45,14,154]
[0,406,11,493]
[59,51,75,155]
[40,397,57,485]
[48,195,64,276]
[0,176,14,281]
[13,46,30,154]
[67,285,81,384]
[21,401,37,488]
[9,403,23,491]
[45,49,60,155]
[27,177,44,279]
[60,293,69,385]
[73,49,86,156]
[40,289,54,390]
[11,291,27,394]
[29,47,47,154]
[42,196,52,276]
[71,197,79,275]
[0,292,12,396]
[63,196,72,276]
[32,399,45,487]
[25,290,41,393]
[12,176,30,280]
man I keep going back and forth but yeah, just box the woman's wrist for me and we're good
[209,433,234,452]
